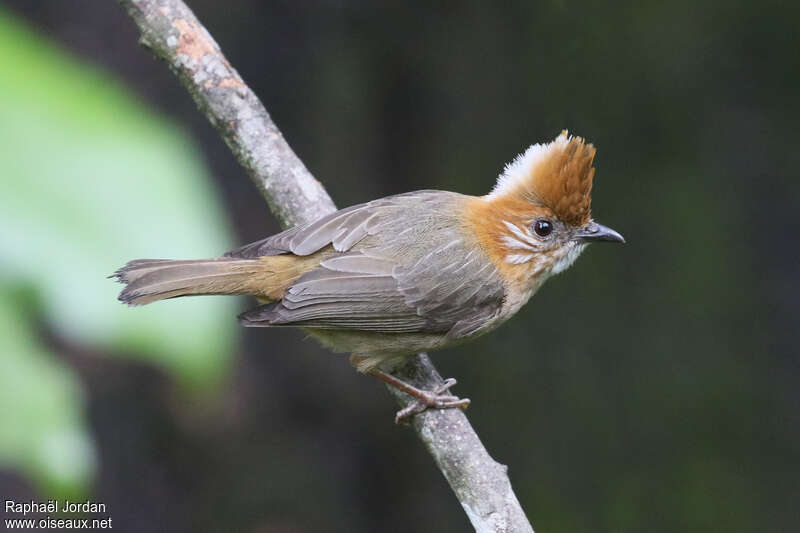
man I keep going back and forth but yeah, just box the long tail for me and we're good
[111,257,276,306]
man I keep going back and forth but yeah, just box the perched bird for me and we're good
[112,131,624,421]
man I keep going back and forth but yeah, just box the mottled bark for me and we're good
[119,0,333,228]
[388,355,534,532]
[117,1,534,531]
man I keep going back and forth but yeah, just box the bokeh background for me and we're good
[1,1,798,531]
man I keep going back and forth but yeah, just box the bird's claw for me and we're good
[394,378,471,424]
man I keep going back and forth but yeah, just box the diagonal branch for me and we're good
[117,1,534,531]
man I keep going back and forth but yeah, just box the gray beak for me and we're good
[575,222,625,243]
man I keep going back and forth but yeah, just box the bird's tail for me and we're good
[111,257,278,306]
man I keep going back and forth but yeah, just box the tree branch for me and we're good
[117,1,534,531]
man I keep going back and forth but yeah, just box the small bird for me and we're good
[113,131,624,421]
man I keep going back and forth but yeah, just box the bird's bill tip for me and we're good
[575,222,625,243]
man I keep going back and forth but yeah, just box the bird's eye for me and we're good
[533,219,553,237]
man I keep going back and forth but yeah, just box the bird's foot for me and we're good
[394,378,470,423]
[367,370,471,423]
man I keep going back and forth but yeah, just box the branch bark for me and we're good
[118,1,534,531]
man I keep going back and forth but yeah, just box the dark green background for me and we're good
[3,1,798,531]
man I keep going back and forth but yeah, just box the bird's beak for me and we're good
[574,222,625,243]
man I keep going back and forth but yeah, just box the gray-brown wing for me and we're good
[225,191,445,258]
[238,243,506,339]
[232,189,506,338]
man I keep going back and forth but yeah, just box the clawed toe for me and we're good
[393,380,471,424]
[435,378,457,394]
[367,369,471,424]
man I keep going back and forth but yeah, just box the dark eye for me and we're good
[533,219,553,237]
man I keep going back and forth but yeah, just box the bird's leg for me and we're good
[368,369,471,424]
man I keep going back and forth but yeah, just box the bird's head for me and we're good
[466,131,624,288]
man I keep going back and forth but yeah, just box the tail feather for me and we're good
[111,257,272,306]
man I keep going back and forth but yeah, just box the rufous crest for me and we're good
[487,131,596,226]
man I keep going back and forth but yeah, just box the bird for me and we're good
[112,131,624,422]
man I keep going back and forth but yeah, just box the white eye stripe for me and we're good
[505,253,535,264]
[500,235,536,251]
[502,220,540,247]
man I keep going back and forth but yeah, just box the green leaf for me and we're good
[0,284,95,499]
[0,8,239,495]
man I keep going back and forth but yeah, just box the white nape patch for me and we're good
[487,132,571,200]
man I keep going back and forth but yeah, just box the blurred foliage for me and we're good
[0,8,236,496]
[0,283,93,500]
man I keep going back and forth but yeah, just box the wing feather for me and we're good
[240,249,505,337]
[227,198,404,258]
[232,191,507,337]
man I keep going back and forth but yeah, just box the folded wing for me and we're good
[233,191,506,339]
[226,191,438,258]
